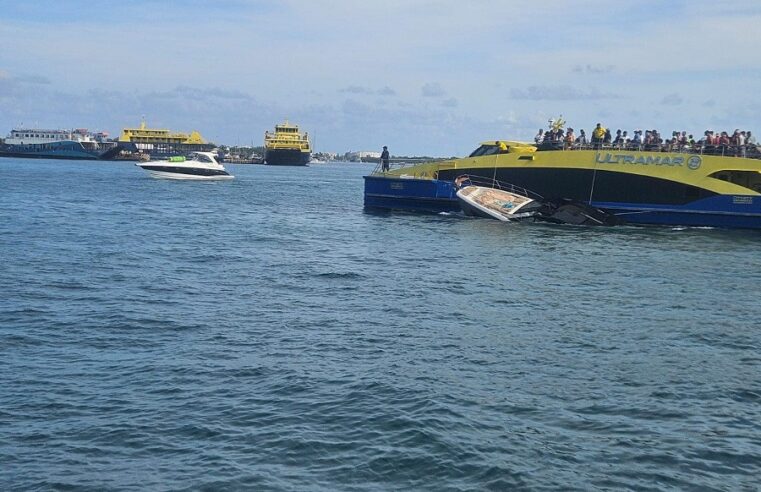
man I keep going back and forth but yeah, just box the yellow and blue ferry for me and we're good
[364,140,761,229]
[264,121,311,166]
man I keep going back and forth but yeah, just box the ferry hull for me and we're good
[264,149,310,166]
[0,143,122,161]
[437,167,761,228]
[0,150,98,160]
[364,172,761,228]
[596,196,761,229]
[363,176,460,213]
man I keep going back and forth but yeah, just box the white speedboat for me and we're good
[136,151,234,180]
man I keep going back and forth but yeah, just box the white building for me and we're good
[345,151,381,161]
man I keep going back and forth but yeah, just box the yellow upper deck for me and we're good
[118,121,206,144]
[264,121,310,152]
[382,142,761,196]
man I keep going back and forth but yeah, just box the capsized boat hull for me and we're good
[535,199,623,226]
[456,185,541,221]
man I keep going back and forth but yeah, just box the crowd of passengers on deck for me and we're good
[534,123,759,157]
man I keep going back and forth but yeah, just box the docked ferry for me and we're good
[117,120,216,159]
[264,121,311,166]
[364,140,761,229]
[0,128,121,160]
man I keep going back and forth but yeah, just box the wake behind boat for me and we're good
[136,151,234,180]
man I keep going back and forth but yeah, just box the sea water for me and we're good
[1,159,760,490]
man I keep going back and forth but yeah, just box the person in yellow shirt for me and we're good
[497,140,508,153]
[592,123,606,148]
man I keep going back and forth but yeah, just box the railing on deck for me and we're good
[535,141,761,159]
[369,141,761,176]
[370,159,434,175]
[455,174,545,201]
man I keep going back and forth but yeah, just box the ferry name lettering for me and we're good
[595,153,685,167]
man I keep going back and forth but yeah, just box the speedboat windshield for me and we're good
[192,153,214,163]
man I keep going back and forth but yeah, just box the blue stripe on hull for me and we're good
[596,195,761,229]
[0,141,124,160]
[609,210,761,229]
[0,150,100,160]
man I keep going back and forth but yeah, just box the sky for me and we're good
[1,0,760,156]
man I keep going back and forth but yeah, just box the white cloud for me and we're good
[511,86,622,101]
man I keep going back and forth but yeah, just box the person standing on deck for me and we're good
[380,146,390,172]
[592,123,606,149]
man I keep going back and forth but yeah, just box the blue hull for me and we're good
[0,148,100,160]
[363,176,460,213]
[364,175,761,229]
[0,142,123,160]
[595,195,761,229]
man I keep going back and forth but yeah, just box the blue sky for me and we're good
[1,0,760,155]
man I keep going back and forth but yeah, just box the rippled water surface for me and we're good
[1,159,760,490]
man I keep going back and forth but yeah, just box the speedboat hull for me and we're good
[139,165,233,180]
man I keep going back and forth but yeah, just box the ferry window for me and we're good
[468,145,499,157]
[469,145,487,157]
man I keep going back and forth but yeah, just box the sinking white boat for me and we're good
[456,177,542,221]
[136,151,234,180]
[454,175,622,225]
